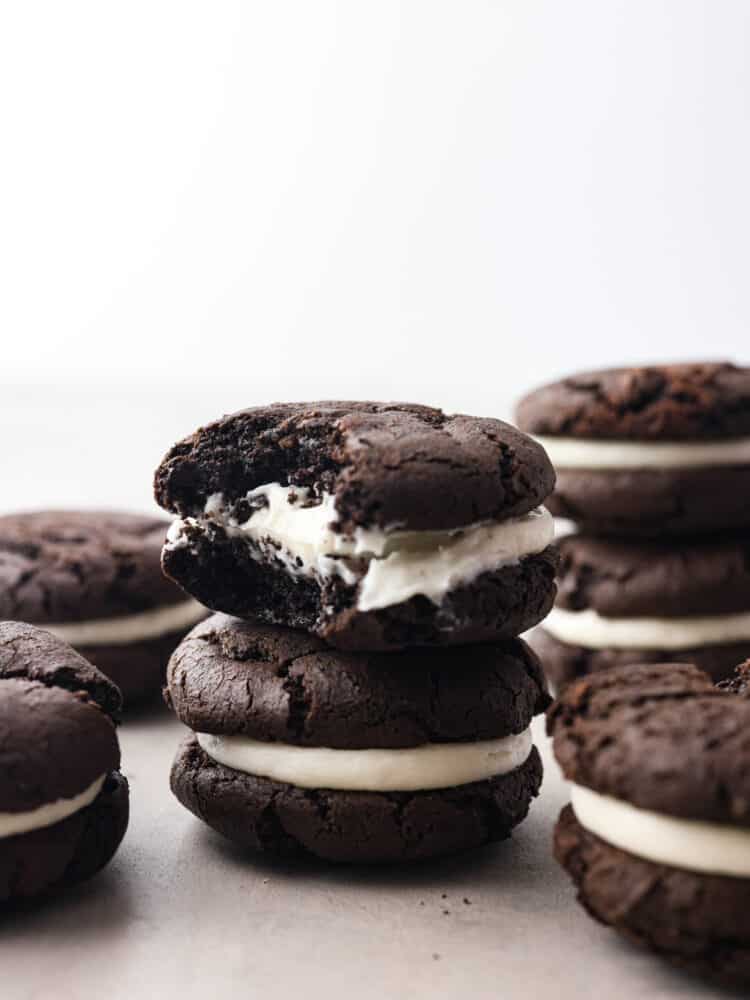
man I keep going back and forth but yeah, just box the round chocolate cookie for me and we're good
[533,532,750,688]
[0,621,129,902]
[154,402,558,651]
[0,511,207,704]
[548,662,750,987]
[516,362,750,536]
[167,614,549,863]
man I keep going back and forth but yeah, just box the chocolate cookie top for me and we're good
[166,614,550,748]
[516,362,750,441]
[0,510,183,624]
[0,623,121,813]
[547,662,750,826]
[154,401,555,533]
[555,533,750,618]
[0,620,122,718]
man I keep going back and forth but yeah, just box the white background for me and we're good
[1,0,749,510]
[0,10,746,998]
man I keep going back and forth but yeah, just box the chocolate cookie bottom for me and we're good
[163,528,558,651]
[171,737,543,863]
[0,771,129,902]
[532,628,745,690]
[555,804,750,988]
[548,465,750,537]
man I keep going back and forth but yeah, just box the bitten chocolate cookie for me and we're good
[548,662,750,988]
[166,614,549,863]
[154,402,557,651]
[516,362,750,536]
[0,621,129,902]
[533,533,750,688]
[0,511,207,704]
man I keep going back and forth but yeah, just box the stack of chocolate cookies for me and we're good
[154,402,558,862]
[516,362,750,688]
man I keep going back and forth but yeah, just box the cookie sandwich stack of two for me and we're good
[154,402,558,862]
[516,362,750,688]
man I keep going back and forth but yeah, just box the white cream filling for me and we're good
[544,606,750,650]
[168,484,554,613]
[197,728,533,792]
[42,598,206,646]
[571,783,750,878]
[0,774,106,840]
[534,435,750,470]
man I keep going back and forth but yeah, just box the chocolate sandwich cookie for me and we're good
[516,362,750,536]
[534,533,750,688]
[154,402,557,651]
[0,511,207,704]
[548,662,750,988]
[166,614,550,863]
[0,621,129,902]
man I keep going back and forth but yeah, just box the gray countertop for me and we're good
[1,711,734,1000]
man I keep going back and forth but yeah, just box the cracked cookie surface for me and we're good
[0,619,122,718]
[0,510,180,622]
[547,662,750,823]
[154,401,555,531]
[517,362,750,440]
[166,614,550,748]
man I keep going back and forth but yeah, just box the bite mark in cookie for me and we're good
[166,483,553,614]
[156,402,557,649]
